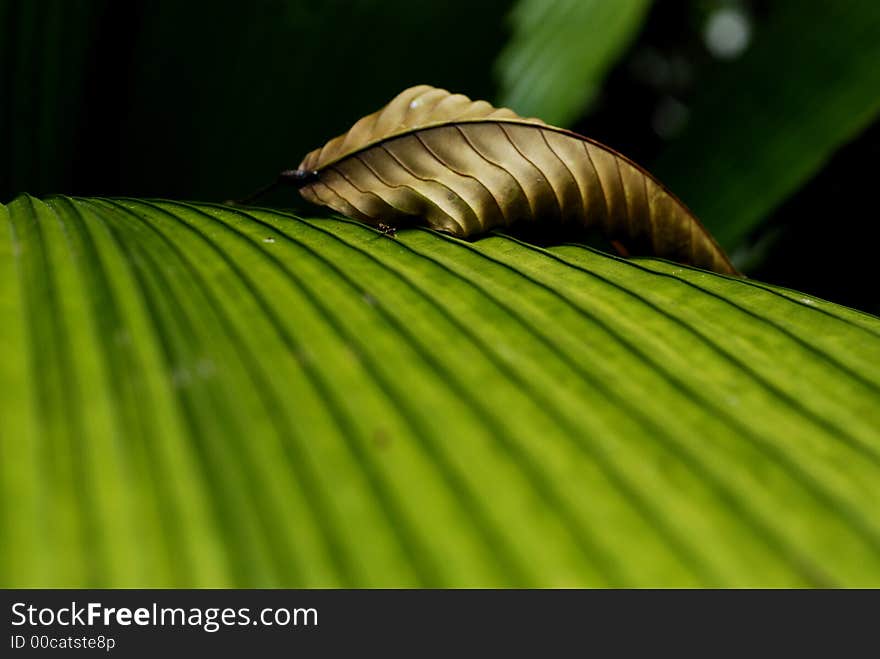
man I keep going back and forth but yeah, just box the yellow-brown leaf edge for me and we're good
[297,85,739,276]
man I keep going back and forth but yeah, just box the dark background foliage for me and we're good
[2,0,878,313]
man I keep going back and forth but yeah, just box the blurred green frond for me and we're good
[495,0,652,126]
[653,0,880,249]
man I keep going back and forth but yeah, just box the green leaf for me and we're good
[494,0,652,126]
[653,0,880,249]
[2,196,880,587]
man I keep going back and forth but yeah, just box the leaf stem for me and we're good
[227,169,318,206]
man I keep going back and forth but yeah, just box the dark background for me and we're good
[2,0,878,314]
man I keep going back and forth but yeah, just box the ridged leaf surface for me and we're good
[2,196,879,587]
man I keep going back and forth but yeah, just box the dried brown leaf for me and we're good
[296,85,738,275]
